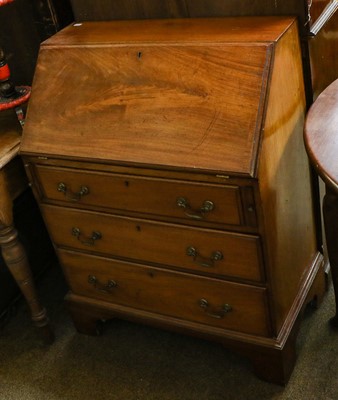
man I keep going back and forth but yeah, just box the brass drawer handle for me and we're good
[72,227,102,246]
[176,197,214,220]
[88,275,117,294]
[186,246,223,268]
[199,298,232,319]
[57,182,89,201]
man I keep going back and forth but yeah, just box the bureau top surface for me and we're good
[21,17,296,176]
[41,17,294,45]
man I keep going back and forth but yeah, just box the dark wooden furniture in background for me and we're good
[308,0,338,99]
[0,0,73,86]
[20,17,325,384]
[304,78,338,329]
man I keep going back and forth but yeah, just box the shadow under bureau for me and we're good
[20,17,325,384]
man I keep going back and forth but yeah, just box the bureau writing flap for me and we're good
[20,17,295,176]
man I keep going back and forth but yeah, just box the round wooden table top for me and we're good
[304,79,338,190]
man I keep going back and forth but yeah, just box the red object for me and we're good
[0,0,14,6]
[0,63,10,80]
[0,85,31,111]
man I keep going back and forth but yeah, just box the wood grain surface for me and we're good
[304,78,338,188]
[21,18,297,176]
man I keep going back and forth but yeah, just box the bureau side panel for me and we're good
[257,20,318,334]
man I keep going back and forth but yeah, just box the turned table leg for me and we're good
[323,185,338,328]
[0,170,54,343]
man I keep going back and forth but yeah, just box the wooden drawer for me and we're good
[42,205,264,282]
[34,164,249,227]
[59,249,270,337]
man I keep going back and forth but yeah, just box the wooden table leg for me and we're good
[0,170,54,343]
[323,185,338,328]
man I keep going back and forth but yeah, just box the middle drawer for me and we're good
[42,205,264,282]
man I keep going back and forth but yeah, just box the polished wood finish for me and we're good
[0,111,53,343]
[304,78,338,326]
[69,0,338,105]
[41,204,264,283]
[21,18,325,384]
[22,17,287,176]
[304,79,338,187]
[59,249,270,336]
[34,164,244,227]
[39,17,303,44]
[257,23,318,332]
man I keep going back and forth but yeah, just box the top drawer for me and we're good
[34,165,256,228]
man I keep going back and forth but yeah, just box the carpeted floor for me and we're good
[1,264,338,400]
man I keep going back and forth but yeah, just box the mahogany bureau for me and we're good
[20,17,325,384]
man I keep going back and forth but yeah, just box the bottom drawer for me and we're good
[58,249,271,337]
